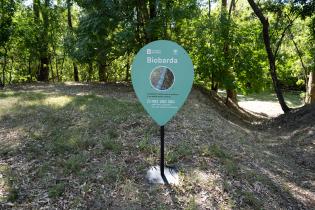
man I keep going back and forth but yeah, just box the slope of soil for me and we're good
[0,83,314,209]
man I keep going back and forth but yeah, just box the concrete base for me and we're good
[146,165,179,185]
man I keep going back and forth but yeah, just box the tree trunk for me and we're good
[50,58,54,82]
[125,54,130,81]
[55,57,59,81]
[226,89,237,104]
[28,57,32,82]
[35,0,50,82]
[290,31,308,87]
[208,0,211,17]
[98,63,106,82]
[222,0,237,104]
[1,47,7,87]
[38,57,49,81]
[67,0,79,82]
[247,0,290,113]
[9,57,13,84]
[306,71,315,103]
[73,63,79,82]
[88,62,93,82]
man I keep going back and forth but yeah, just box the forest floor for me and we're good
[0,83,314,209]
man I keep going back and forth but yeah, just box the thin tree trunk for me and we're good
[35,0,50,82]
[247,0,290,113]
[56,57,59,82]
[1,47,7,87]
[9,57,13,84]
[290,31,308,87]
[222,0,237,104]
[60,52,66,81]
[88,62,93,82]
[50,58,54,82]
[208,0,211,17]
[73,63,79,81]
[28,57,32,82]
[125,53,130,81]
[67,0,79,82]
[306,71,315,103]
[98,62,106,82]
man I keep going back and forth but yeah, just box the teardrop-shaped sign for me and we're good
[132,40,194,126]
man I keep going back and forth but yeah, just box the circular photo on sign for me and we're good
[150,67,174,91]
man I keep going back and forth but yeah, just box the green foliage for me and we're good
[0,0,15,47]
[0,0,313,96]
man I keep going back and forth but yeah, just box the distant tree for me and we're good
[0,0,15,87]
[67,0,79,82]
[247,0,291,113]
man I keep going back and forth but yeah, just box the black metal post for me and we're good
[160,126,168,184]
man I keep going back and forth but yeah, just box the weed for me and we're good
[166,151,178,164]
[242,191,262,209]
[7,188,19,202]
[186,196,198,210]
[177,141,193,158]
[52,137,75,154]
[37,163,50,178]
[107,129,119,139]
[75,138,97,150]
[103,163,123,183]
[166,142,192,164]
[209,144,230,159]
[223,159,239,177]
[48,182,65,198]
[101,136,123,153]
[137,134,157,154]
[64,154,87,175]
[0,164,18,202]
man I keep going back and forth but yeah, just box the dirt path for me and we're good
[238,101,283,117]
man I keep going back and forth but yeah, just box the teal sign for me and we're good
[132,40,194,126]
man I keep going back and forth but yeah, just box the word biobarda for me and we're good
[147,57,178,64]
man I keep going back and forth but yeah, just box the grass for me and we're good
[166,141,192,164]
[63,154,87,175]
[0,84,310,209]
[101,135,123,153]
[0,164,18,202]
[48,182,66,198]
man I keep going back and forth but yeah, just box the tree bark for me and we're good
[222,0,237,104]
[290,30,308,87]
[35,0,50,82]
[306,71,315,103]
[208,0,211,17]
[247,0,290,113]
[28,57,32,82]
[67,0,79,82]
[1,47,7,87]
[88,62,93,82]
[73,64,79,81]
[125,53,130,81]
[98,62,106,82]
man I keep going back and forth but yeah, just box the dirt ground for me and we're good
[0,83,314,209]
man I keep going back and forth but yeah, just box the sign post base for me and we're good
[146,165,179,185]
